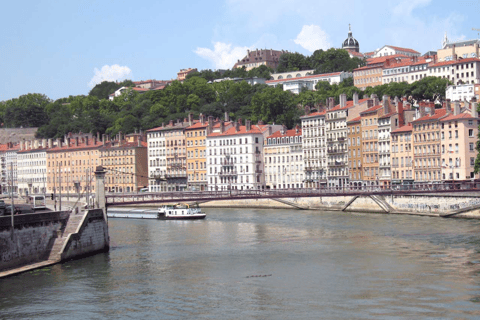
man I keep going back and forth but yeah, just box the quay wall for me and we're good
[0,212,69,272]
[0,209,109,275]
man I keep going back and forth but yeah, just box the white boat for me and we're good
[157,203,206,220]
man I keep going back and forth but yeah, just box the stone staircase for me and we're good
[47,212,85,262]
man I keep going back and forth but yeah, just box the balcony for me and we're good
[219,170,238,177]
[150,172,166,180]
[328,161,345,167]
[165,172,187,179]
[255,170,263,174]
[327,148,346,154]
[338,137,345,141]
[221,160,234,166]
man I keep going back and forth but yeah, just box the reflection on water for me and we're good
[1,209,480,319]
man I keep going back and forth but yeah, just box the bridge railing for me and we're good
[105,182,480,205]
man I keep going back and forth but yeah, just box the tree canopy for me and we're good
[88,79,135,100]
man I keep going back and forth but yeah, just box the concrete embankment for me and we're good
[0,209,109,278]
[194,193,480,219]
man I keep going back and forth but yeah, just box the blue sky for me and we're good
[1,0,478,101]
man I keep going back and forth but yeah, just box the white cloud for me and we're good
[392,0,431,16]
[194,42,253,69]
[294,25,331,52]
[88,64,132,88]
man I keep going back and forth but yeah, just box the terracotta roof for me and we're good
[266,128,302,139]
[147,120,199,132]
[99,140,147,149]
[347,116,361,123]
[132,87,148,92]
[266,72,342,84]
[383,56,431,70]
[385,45,420,55]
[430,57,480,68]
[18,147,49,154]
[391,123,412,133]
[208,124,270,137]
[360,105,383,115]
[412,108,447,122]
[365,54,409,65]
[301,110,326,118]
[441,112,478,121]
[47,141,103,153]
[329,98,370,112]
[186,121,208,129]
[378,111,397,119]
[348,50,364,58]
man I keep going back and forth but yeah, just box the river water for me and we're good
[2,208,480,319]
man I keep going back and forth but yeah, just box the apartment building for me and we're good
[359,104,383,185]
[99,133,148,193]
[391,124,414,187]
[429,58,480,85]
[46,135,102,195]
[412,105,447,184]
[264,126,303,189]
[301,107,327,188]
[347,116,362,187]
[326,93,372,188]
[233,49,286,71]
[440,101,479,182]
[17,140,47,196]
[206,120,281,191]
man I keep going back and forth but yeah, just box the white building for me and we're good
[372,45,420,58]
[301,107,328,188]
[429,58,480,85]
[326,93,372,188]
[446,84,480,101]
[147,125,167,192]
[264,126,304,189]
[17,140,47,196]
[266,72,352,94]
[108,86,149,101]
[206,120,281,191]
[4,144,20,194]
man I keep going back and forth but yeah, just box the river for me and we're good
[1,208,480,319]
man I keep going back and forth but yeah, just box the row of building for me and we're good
[1,93,478,196]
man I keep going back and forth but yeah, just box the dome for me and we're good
[342,25,360,52]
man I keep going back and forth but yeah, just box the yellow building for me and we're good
[391,124,414,187]
[99,133,148,193]
[46,135,102,195]
[347,116,362,187]
[360,105,383,185]
[185,115,208,191]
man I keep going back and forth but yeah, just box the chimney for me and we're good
[353,92,359,105]
[428,102,435,116]
[85,136,89,146]
[339,93,347,108]
[452,44,455,60]
[19,140,23,151]
[371,94,379,106]
[200,113,205,124]
[295,125,300,134]
[454,101,461,115]
[397,101,404,127]
[382,95,389,114]
[305,105,310,115]
[246,119,251,131]
[224,111,229,122]
[188,112,193,125]
[238,118,242,126]
[235,120,240,132]
[42,139,47,149]
[446,99,452,113]
[472,100,478,118]
[328,97,335,109]
[220,121,225,133]
[93,136,97,145]
[118,132,122,147]
[102,134,105,146]
[97,131,100,141]
[281,125,287,135]
[48,139,52,149]
[75,137,79,146]
[169,120,174,126]
[56,138,61,148]
[208,116,213,134]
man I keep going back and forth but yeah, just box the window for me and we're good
[469,129,474,137]
[470,143,474,151]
